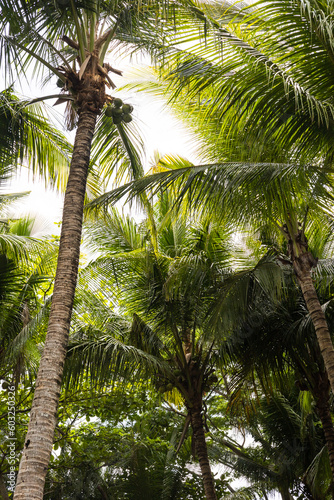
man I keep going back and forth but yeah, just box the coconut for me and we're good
[105,106,113,117]
[112,106,123,116]
[122,103,133,114]
[112,115,123,125]
[113,98,123,108]
[122,113,133,123]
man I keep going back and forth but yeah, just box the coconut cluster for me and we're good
[105,98,133,125]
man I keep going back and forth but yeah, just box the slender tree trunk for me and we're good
[0,473,9,500]
[189,400,217,500]
[97,484,109,500]
[279,489,294,500]
[13,109,97,500]
[284,223,334,395]
[313,371,334,487]
[295,263,334,394]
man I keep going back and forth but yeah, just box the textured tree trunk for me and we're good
[318,402,334,497]
[189,400,217,500]
[97,484,110,500]
[295,264,334,395]
[13,109,97,500]
[279,489,294,500]
[313,371,334,486]
[0,473,9,500]
[284,222,334,395]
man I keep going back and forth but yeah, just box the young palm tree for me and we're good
[67,202,226,500]
[66,193,288,499]
[0,2,213,497]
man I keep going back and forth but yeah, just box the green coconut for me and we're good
[112,115,123,125]
[122,103,133,114]
[105,106,113,117]
[112,106,123,116]
[113,98,123,108]
[122,113,133,123]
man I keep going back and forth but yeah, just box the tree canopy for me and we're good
[1,1,334,499]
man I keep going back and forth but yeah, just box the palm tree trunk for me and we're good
[0,473,9,500]
[317,401,334,495]
[313,372,334,487]
[279,489,294,500]
[13,109,97,500]
[189,400,217,500]
[295,261,334,395]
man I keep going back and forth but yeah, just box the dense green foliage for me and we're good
[1,0,334,498]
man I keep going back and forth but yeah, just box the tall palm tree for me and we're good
[0,2,212,497]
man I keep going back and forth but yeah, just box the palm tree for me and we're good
[0,2,213,497]
[66,192,290,499]
[212,385,330,500]
[97,0,334,395]
[65,196,256,499]
[223,262,334,497]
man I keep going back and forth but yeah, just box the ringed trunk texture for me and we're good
[296,267,334,395]
[13,109,97,500]
[189,401,217,500]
